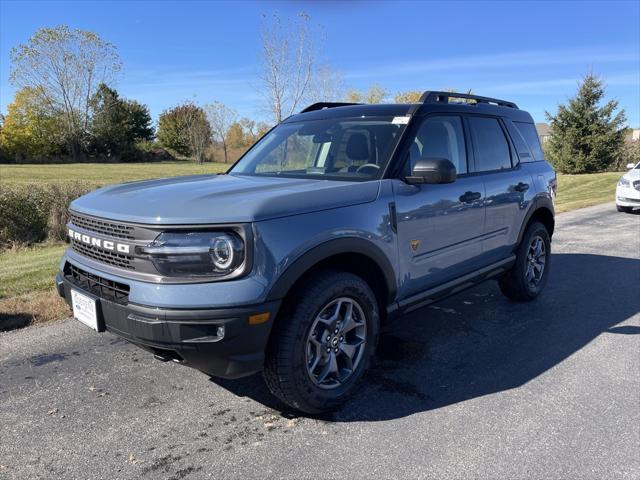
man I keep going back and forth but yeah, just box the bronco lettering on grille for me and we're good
[68,228,131,254]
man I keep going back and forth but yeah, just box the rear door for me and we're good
[392,115,485,299]
[466,116,535,262]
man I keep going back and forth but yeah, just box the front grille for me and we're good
[71,239,134,270]
[634,180,640,192]
[64,262,130,304]
[70,213,135,240]
[618,196,640,203]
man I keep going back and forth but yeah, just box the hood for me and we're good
[70,173,380,225]
[622,168,640,181]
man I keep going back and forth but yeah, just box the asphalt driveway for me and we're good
[1,202,639,479]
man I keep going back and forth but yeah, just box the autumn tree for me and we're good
[9,25,121,159]
[157,103,211,162]
[205,101,238,163]
[345,85,388,104]
[443,88,475,104]
[226,122,246,150]
[0,87,66,160]
[545,74,626,173]
[394,91,423,103]
[240,118,271,144]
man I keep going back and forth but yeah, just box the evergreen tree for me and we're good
[89,83,154,160]
[545,75,626,173]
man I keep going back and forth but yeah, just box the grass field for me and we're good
[0,243,69,330]
[555,171,622,212]
[0,163,626,329]
[0,161,229,185]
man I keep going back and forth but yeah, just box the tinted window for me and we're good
[410,116,467,174]
[469,117,512,171]
[514,121,545,161]
[504,120,532,163]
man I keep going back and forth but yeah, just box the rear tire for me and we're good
[263,270,379,414]
[498,221,550,302]
[617,204,632,213]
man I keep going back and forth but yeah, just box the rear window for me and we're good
[514,122,545,161]
[504,120,533,163]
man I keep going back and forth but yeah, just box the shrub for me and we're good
[0,182,94,247]
[0,185,50,246]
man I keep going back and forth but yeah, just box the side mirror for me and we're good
[405,158,457,185]
[627,163,636,170]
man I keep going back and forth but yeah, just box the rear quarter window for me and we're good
[514,122,545,161]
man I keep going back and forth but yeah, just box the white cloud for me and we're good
[343,46,640,79]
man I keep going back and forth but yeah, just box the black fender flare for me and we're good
[516,196,555,245]
[265,237,397,304]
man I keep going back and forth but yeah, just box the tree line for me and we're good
[0,19,635,173]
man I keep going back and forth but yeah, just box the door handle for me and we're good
[459,191,482,203]
[515,182,530,192]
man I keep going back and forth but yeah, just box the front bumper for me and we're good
[56,266,280,379]
[616,185,640,207]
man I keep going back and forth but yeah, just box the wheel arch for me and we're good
[266,238,397,314]
[517,201,555,245]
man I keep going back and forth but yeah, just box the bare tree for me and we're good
[259,12,343,123]
[183,103,211,164]
[9,25,121,159]
[206,101,238,163]
[308,63,345,103]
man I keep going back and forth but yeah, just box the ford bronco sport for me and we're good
[57,91,556,413]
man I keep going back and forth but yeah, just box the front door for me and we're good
[392,115,485,300]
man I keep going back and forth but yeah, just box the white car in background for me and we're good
[616,162,640,212]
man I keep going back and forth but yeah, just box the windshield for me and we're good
[230,116,408,181]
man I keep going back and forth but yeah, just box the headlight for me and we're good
[618,177,630,187]
[141,231,245,277]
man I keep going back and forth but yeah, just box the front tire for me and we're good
[498,221,551,301]
[263,270,379,414]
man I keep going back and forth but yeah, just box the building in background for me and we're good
[536,123,551,144]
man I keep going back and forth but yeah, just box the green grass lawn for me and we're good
[0,161,229,185]
[555,171,622,212]
[0,243,66,299]
[0,243,69,329]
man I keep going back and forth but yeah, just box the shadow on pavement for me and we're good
[212,253,640,422]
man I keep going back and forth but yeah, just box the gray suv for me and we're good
[56,91,557,413]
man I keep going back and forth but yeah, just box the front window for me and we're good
[230,116,408,181]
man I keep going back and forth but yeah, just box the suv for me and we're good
[57,91,556,413]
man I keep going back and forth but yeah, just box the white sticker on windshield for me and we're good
[392,116,410,124]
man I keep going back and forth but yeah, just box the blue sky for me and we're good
[1,0,639,126]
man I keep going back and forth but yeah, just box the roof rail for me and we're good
[419,91,518,109]
[300,102,361,113]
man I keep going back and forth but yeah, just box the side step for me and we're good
[391,256,516,316]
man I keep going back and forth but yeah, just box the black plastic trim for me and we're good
[266,238,397,304]
[393,256,516,316]
[516,199,555,245]
[300,102,362,113]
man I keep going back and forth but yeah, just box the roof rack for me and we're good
[419,91,518,109]
[300,102,361,113]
